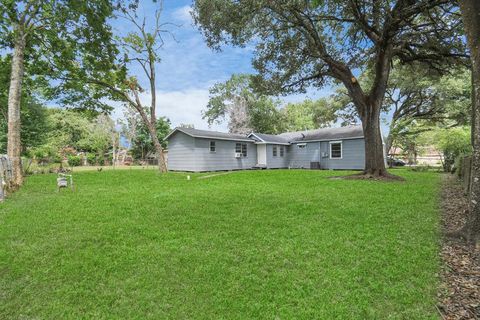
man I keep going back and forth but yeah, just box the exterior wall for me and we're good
[167,131,366,171]
[193,138,257,171]
[319,138,365,170]
[288,142,321,169]
[167,132,197,171]
[265,144,289,168]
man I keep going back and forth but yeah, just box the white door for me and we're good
[257,144,267,165]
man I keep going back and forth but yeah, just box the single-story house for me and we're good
[165,125,377,172]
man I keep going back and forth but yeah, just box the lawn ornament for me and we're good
[57,173,74,191]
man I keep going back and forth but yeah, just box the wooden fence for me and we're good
[0,155,13,201]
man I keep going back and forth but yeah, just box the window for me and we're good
[280,146,284,157]
[297,143,306,149]
[209,141,216,152]
[330,141,342,159]
[235,143,247,157]
[273,146,277,157]
[235,143,242,153]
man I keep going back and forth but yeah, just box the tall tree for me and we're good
[282,98,339,131]
[193,0,466,177]
[85,1,171,172]
[383,66,471,153]
[0,0,119,188]
[204,74,284,134]
[458,0,480,244]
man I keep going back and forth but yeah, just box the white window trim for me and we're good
[297,143,306,149]
[329,141,343,159]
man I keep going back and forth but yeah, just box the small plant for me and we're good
[86,153,96,165]
[67,155,81,167]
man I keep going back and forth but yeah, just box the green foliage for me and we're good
[26,110,118,165]
[86,153,97,165]
[282,98,340,131]
[0,57,49,154]
[67,155,81,167]
[0,0,124,112]
[0,169,441,318]
[434,127,472,172]
[130,117,171,160]
[204,74,284,134]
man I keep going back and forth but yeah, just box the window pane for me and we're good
[280,146,284,157]
[331,143,342,158]
[241,144,247,157]
[235,143,241,153]
[210,141,216,152]
[273,146,277,156]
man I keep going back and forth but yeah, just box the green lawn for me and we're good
[0,169,441,319]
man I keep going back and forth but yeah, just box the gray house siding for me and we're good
[288,142,321,169]
[320,138,365,169]
[265,144,289,168]
[167,132,197,171]
[166,127,369,172]
[193,138,257,171]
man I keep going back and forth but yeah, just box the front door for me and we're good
[257,144,267,166]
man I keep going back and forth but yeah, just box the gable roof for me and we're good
[164,127,255,142]
[248,133,290,145]
[278,125,364,142]
[165,125,364,144]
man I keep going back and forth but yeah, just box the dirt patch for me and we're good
[331,171,405,182]
[438,174,480,320]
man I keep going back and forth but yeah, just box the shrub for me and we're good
[86,153,96,165]
[435,127,471,172]
[67,155,81,167]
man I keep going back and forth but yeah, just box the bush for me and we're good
[86,153,96,165]
[67,155,81,167]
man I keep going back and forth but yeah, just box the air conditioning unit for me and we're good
[235,152,242,158]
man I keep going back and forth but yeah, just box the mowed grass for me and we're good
[0,169,440,319]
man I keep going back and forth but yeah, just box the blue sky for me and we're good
[111,0,335,131]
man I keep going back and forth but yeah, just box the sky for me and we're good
[110,0,335,132]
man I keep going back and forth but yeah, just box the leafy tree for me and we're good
[193,0,466,177]
[85,1,171,172]
[282,98,339,131]
[458,0,480,243]
[434,127,471,172]
[384,66,471,153]
[204,74,284,134]
[1,0,120,187]
[130,117,171,161]
[0,56,48,153]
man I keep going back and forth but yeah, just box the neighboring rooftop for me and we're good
[166,125,364,143]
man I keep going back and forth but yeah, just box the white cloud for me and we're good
[171,5,193,25]
[129,88,226,131]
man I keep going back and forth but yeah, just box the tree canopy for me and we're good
[193,0,467,177]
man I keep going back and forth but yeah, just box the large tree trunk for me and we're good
[362,104,387,176]
[7,28,26,189]
[459,0,480,244]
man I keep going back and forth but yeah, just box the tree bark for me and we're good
[459,0,480,244]
[361,103,387,176]
[145,121,167,172]
[7,27,26,189]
